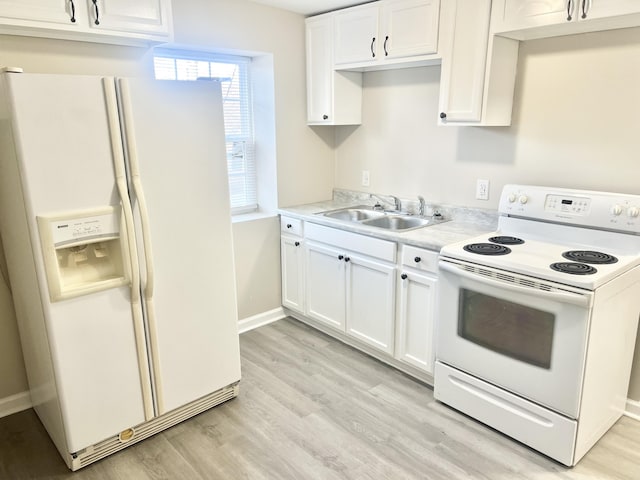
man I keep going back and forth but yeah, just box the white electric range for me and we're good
[434,184,640,466]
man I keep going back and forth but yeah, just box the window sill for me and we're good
[231,211,278,224]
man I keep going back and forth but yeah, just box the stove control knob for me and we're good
[507,193,517,203]
[628,206,639,218]
[518,195,529,205]
[610,204,623,216]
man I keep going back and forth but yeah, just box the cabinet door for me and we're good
[584,0,640,20]
[381,0,439,59]
[396,270,437,374]
[86,0,171,35]
[281,237,304,313]
[305,241,346,331]
[0,0,76,25]
[335,4,380,64]
[306,16,333,124]
[496,0,572,31]
[346,254,396,354]
[438,0,491,123]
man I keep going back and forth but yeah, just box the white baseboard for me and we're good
[625,398,640,422]
[0,390,31,418]
[238,307,286,334]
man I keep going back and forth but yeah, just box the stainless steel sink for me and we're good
[361,215,431,231]
[322,206,385,222]
[318,205,443,232]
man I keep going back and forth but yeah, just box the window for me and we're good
[153,50,257,214]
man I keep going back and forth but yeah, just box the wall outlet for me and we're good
[476,179,489,200]
[361,170,370,187]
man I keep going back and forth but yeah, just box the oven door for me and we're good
[436,258,594,418]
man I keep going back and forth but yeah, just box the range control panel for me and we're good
[499,184,640,233]
[544,194,592,216]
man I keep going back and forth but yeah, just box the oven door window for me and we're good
[458,288,555,369]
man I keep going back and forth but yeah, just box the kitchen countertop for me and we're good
[279,199,499,251]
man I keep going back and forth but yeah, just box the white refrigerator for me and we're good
[0,69,241,470]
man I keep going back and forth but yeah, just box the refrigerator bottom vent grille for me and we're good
[70,383,239,471]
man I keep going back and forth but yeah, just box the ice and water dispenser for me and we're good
[38,207,130,301]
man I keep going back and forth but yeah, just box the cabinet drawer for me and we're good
[401,245,438,273]
[281,216,303,236]
[305,222,396,262]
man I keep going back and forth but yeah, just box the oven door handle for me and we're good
[438,261,592,308]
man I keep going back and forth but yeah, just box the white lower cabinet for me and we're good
[305,238,396,354]
[280,216,305,313]
[281,236,305,313]
[395,249,438,374]
[305,241,346,330]
[303,223,397,355]
[280,217,440,379]
[345,252,396,354]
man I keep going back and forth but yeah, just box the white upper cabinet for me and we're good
[0,0,172,45]
[0,0,74,25]
[335,4,380,64]
[86,0,170,36]
[306,14,362,125]
[493,0,640,40]
[334,0,441,67]
[438,0,519,126]
[382,0,440,59]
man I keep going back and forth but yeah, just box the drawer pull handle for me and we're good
[69,0,76,22]
[338,255,344,260]
[286,224,292,228]
[92,0,100,25]
[295,241,300,247]
[414,256,422,263]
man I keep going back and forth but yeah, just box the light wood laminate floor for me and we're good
[1,317,639,479]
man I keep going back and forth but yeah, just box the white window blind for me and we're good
[153,50,257,213]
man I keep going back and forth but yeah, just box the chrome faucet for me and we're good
[370,193,401,212]
[418,196,426,217]
[390,195,401,212]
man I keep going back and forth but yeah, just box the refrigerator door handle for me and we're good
[117,78,165,415]
[103,77,155,420]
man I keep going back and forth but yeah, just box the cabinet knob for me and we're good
[338,255,344,260]
[344,257,351,262]
[323,114,329,120]
[414,256,421,263]
[286,224,292,228]
[295,241,300,247]
[401,273,408,280]
[440,112,447,119]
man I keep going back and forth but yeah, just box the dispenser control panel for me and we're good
[50,212,119,247]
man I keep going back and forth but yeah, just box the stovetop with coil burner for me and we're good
[440,185,640,290]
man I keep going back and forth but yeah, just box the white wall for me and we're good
[334,27,640,400]
[335,28,640,207]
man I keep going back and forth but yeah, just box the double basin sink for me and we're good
[318,205,443,232]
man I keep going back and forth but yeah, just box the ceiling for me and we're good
[248,0,370,16]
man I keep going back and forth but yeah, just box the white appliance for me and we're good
[0,68,241,470]
[434,184,640,466]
